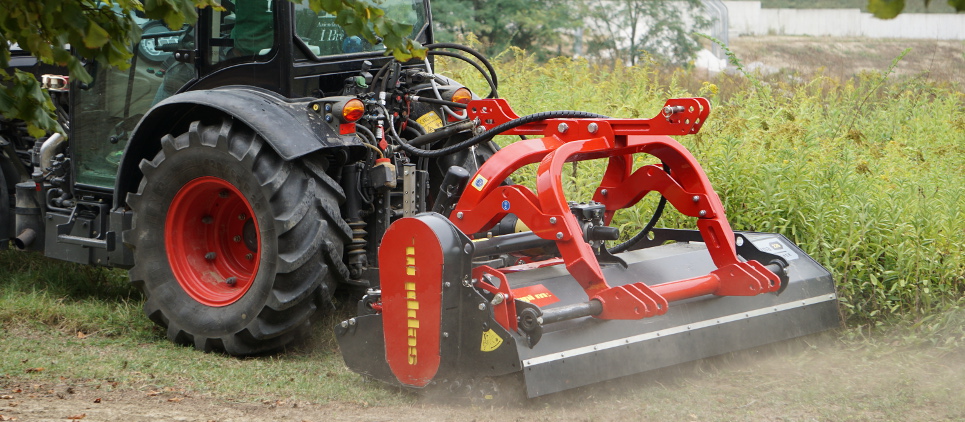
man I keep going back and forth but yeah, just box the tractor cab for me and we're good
[68,0,430,192]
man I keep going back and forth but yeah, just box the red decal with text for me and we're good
[511,284,560,307]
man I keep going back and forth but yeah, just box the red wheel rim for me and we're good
[165,176,261,307]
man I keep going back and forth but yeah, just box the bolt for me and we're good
[549,217,557,224]
[233,235,242,242]
[557,122,569,134]
[692,195,700,203]
[238,214,246,221]
[442,332,449,338]
[340,321,348,328]
[245,253,254,261]
[699,210,707,217]
[478,303,487,311]
[601,189,608,196]
[444,282,451,288]
[536,316,544,324]
[219,190,229,198]
[587,122,599,133]
[556,232,564,240]
[225,277,237,285]
[205,252,216,261]
[456,212,464,219]
[201,216,213,224]
[348,318,356,326]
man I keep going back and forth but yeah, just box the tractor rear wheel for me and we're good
[126,118,350,355]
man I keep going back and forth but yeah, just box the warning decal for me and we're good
[480,329,503,352]
[511,284,560,307]
[415,111,443,133]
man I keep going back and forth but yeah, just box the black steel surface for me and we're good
[503,232,839,397]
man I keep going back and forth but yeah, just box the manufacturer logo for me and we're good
[512,284,560,307]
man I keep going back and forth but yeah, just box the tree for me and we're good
[0,0,425,138]
[580,0,710,67]
[431,0,579,60]
[868,0,965,18]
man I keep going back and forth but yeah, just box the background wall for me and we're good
[724,1,965,39]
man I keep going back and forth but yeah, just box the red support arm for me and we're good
[451,98,781,322]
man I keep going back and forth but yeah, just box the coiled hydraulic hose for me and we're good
[424,43,499,98]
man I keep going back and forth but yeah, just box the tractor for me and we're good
[0,0,839,397]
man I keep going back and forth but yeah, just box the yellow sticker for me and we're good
[415,111,444,133]
[480,329,503,352]
[471,175,488,191]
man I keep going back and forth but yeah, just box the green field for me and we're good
[2,44,965,410]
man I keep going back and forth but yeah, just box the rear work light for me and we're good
[311,97,367,135]
[339,98,365,122]
[448,88,472,106]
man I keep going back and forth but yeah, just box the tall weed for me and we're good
[440,49,965,339]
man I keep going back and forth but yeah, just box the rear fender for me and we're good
[114,87,366,208]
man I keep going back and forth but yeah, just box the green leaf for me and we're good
[868,0,906,19]
[83,21,111,49]
[950,0,965,12]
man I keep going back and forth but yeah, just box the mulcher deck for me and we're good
[507,232,839,396]
[337,227,839,397]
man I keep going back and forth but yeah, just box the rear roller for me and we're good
[126,118,350,355]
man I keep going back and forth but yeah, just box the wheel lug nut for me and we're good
[218,190,229,198]
[233,236,242,242]
[205,252,216,261]
[225,277,237,286]
[238,214,246,221]
[245,253,254,261]
[201,215,213,224]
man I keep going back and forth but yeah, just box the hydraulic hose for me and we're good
[608,163,670,254]
[426,50,497,98]
[394,110,608,158]
[425,43,499,97]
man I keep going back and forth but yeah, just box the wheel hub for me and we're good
[165,176,261,307]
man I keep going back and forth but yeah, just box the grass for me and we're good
[0,254,406,404]
[2,42,965,413]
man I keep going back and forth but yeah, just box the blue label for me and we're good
[501,200,511,211]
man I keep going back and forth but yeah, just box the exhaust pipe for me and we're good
[14,181,44,251]
[38,133,66,174]
[14,228,36,250]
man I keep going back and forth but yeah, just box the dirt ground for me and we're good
[727,36,965,84]
[2,335,964,421]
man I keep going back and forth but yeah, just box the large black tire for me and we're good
[125,118,351,355]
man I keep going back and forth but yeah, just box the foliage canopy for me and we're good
[0,0,425,137]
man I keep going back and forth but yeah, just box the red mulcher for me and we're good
[336,98,839,397]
